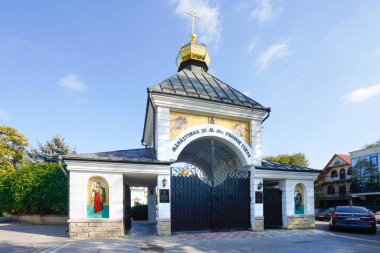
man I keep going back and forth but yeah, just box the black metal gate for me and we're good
[263,185,283,228]
[124,185,131,231]
[171,140,250,232]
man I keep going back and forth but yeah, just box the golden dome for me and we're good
[176,33,210,70]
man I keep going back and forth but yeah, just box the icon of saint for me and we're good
[92,181,106,214]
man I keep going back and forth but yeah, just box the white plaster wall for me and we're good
[156,107,170,162]
[250,120,262,166]
[253,178,263,217]
[251,172,263,229]
[279,179,315,228]
[69,171,124,220]
[157,174,171,220]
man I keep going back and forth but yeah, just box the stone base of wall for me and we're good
[15,215,68,225]
[157,219,171,236]
[69,219,124,238]
[254,217,264,231]
[287,215,315,229]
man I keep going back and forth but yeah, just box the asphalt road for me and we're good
[315,220,380,242]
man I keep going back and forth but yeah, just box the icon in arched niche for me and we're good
[294,184,304,215]
[87,176,109,218]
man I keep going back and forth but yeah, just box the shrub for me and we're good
[131,204,148,220]
[0,163,68,215]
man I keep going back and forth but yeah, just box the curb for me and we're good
[0,216,13,223]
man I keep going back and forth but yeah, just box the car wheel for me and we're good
[369,228,377,234]
[329,225,335,231]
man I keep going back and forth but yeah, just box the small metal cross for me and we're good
[185,10,200,35]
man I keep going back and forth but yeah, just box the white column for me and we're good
[147,187,157,224]
[250,167,256,229]
[157,174,171,235]
[304,181,315,215]
[251,168,264,230]
[279,179,292,228]
[250,120,262,166]
[156,107,170,162]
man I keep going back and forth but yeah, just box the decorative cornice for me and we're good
[151,93,267,121]
[255,169,320,180]
[65,160,170,174]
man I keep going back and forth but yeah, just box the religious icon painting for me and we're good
[294,184,304,215]
[171,116,188,131]
[87,176,109,218]
[234,123,246,138]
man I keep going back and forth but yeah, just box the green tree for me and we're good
[363,140,380,149]
[0,125,28,172]
[28,134,75,163]
[264,152,310,167]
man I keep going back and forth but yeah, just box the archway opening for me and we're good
[170,139,250,232]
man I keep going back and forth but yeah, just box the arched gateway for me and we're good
[171,139,250,231]
[63,21,320,238]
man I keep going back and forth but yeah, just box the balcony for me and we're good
[320,191,352,200]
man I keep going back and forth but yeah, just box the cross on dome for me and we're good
[185,10,199,42]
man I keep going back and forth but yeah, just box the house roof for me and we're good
[257,160,321,173]
[336,154,351,164]
[149,69,269,111]
[315,154,351,182]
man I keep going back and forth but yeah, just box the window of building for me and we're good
[331,170,338,178]
[347,167,351,175]
[370,156,378,169]
[333,160,341,166]
[339,184,346,197]
[340,168,346,180]
[327,185,335,194]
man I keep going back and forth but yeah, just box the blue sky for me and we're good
[1,0,380,169]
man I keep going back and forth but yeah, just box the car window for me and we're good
[335,206,368,214]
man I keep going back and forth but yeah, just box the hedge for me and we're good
[131,204,148,220]
[0,163,68,215]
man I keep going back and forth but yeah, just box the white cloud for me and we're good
[243,91,251,97]
[249,0,278,24]
[341,83,380,105]
[248,41,257,52]
[0,109,9,121]
[171,0,221,47]
[58,73,87,92]
[257,39,291,72]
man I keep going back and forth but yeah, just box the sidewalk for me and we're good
[1,221,379,253]
[0,222,68,253]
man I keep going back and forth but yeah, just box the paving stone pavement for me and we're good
[174,230,266,240]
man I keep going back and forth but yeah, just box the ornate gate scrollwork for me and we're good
[171,139,250,232]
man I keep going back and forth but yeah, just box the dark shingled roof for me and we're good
[63,148,169,164]
[257,160,321,173]
[149,69,269,111]
[64,149,320,173]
